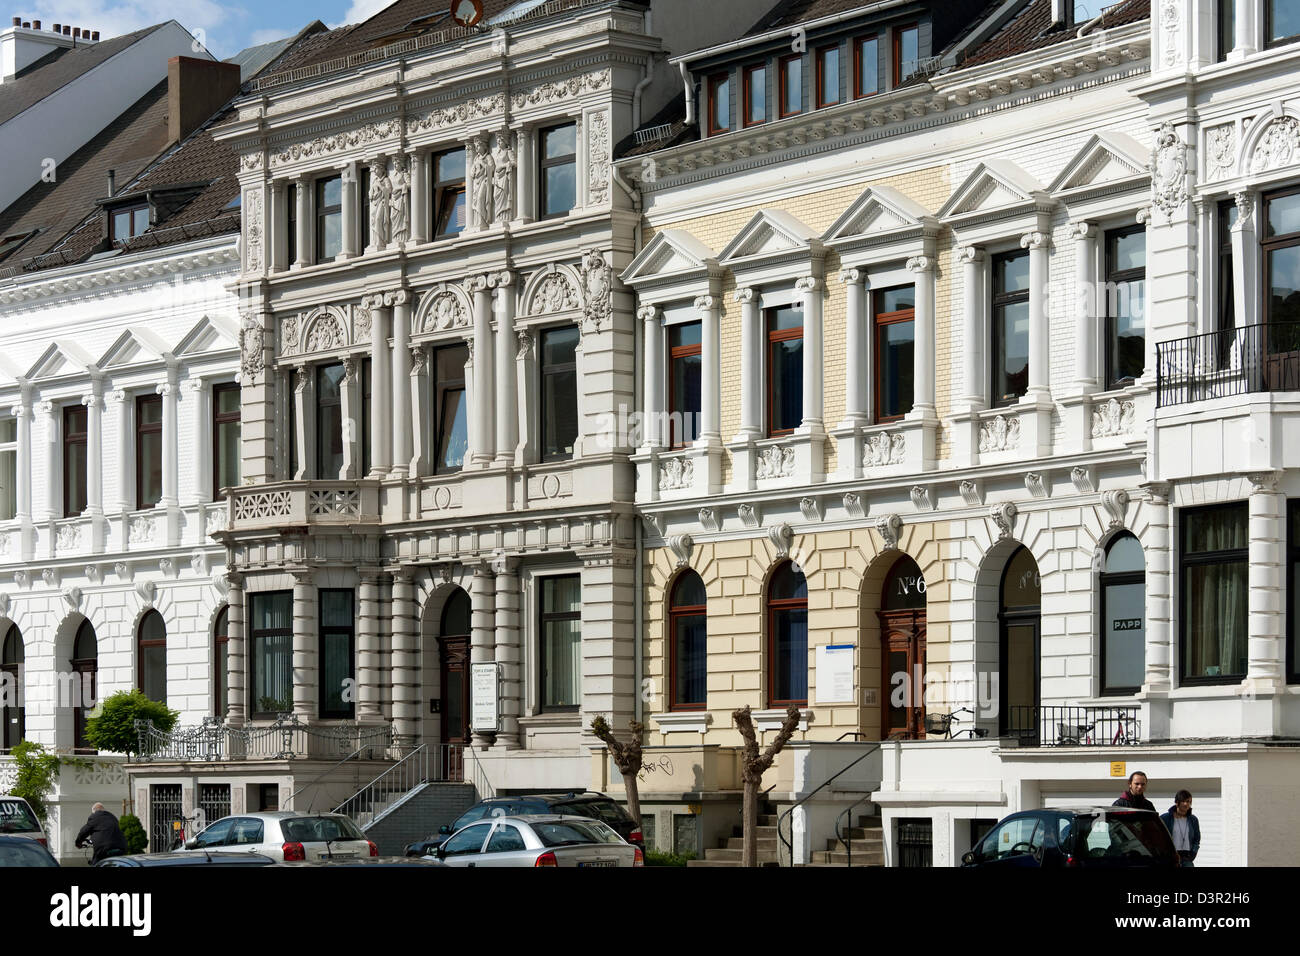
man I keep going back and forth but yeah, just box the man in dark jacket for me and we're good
[75,802,128,864]
[1112,771,1156,812]
[1160,790,1201,867]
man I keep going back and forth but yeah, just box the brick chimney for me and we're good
[167,56,241,144]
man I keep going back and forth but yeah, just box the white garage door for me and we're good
[1038,784,1222,868]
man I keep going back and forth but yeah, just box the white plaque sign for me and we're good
[815,644,855,704]
[471,662,499,732]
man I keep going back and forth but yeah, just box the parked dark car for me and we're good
[0,833,59,867]
[96,851,277,867]
[961,808,1180,868]
[406,791,643,856]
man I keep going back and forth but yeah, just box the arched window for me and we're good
[439,589,472,746]
[669,572,707,711]
[1100,533,1145,695]
[213,606,229,719]
[880,555,926,738]
[2,624,23,751]
[138,610,167,703]
[767,561,808,708]
[72,619,98,754]
[999,546,1040,737]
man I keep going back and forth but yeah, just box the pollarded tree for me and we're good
[733,704,802,867]
[589,716,644,829]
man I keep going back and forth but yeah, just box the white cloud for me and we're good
[246,26,297,47]
[30,0,252,57]
[332,0,393,29]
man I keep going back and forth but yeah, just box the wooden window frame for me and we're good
[71,619,97,754]
[318,588,355,720]
[873,286,916,424]
[766,563,808,709]
[853,34,880,99]
[539,574,581,713]
[62,404,87,518]
[990,249,1031,408]
[432,343,468,474]
[1103,224,1147,390]
[285,183,297,265]
[538,122,577,220]
[892,22,919,87]
[137,610,166,703]
[742,63,766,127]
[432,147,467,238]
[135,394,162,510]
[668,573,707,711]
[707,72,731,135]
[1178,501,1249,686]
[1266,0,1300,47]
[778,54,802,118]
[1262,187,1300,328]
[1218,199,1238,332]
[1217,0,1236,59]
[212,382,240,501]
[249,591,293,720]
[668,322,702,449]
[213,605,229,719]
[540,326,579,462]
[314,175,342,264]
[766,308,802,437]
[1288,499,1300,683]
[815,43,841,108]
[315,362,344,480]
[109,203,149,246]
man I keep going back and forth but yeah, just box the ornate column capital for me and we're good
[637,304,659,323]
[516,330,533,359]
[490,554,519,576]
[1070,220,1098,241]
[905,255,934,274]
[794,275,821,294]
[466,274,492,295]
[294,366,310,392]
[9,403,27,419]
[289,567,315,586]
[409,347,427,374]
[838,269,863,285]
[487,270,515,289]
[958,244,983,264]
[342,355,359,382]
[693,294,716,313]
[36,400,54,417]
[1247,470,1282,493]
[155,383,177,398]
[1020,231,1051,251]
[733,286,757,303]
[80,393,97,408]
[1233,191,1256,228]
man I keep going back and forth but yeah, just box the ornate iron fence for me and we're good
[1004,705,1142,747]
[133,714,393,762]
[1157,321,1300,407]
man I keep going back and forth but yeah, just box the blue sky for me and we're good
[22,0,398,58]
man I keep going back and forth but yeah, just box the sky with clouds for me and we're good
[19,0,401,58]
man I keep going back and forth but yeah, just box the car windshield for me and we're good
[0,840,56,867]
[282,817,365,843]
[0,800,39,833]
[1069,814,1177,866]
[451,805,500,830]
[534,820,624,848]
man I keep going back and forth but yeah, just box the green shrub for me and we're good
[644,849,695,867]
[9,741,60,823]
[119,814,148,854]
[85,690,179,756]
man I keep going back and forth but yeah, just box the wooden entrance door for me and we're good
[879,609,926,738]
[439,636,470,748]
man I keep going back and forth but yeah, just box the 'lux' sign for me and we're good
[1112,618,1143,631]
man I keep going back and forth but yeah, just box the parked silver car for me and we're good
[430,814,643,868]
[176,811,376,862]
[0,796,48,849]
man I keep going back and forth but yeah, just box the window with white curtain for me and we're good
[1180,503,1248,683]
[539,575,581,712]
[250,591,293,717]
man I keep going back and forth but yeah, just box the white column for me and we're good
[157,377,178,508]
[695,295,720,444]
[1141,485,1172,695]
[493,557,521,750]
[906,257,936,416]
[291,570,317,720]
[1231,191,1258,329]
[390,569,419,746]
[735,288,761,439]
[470,564,496,748]
[269,181,285,272]
[357,573,383,722]
[839,270,867,426]
[340,161,357,260]
[367,299,392,477]
[1072,221,1100,393]
[470,275,496,465]
[515,128,534,224]
[111,391,131,512]
[1021,231,1052,399]
[225,574,245,726]
[408,347,427,477]
[515,331,535,463]
[1246,473,1285,690]
[640,305,663,448]
[493,273,517,467]
[1230,0,1257,59]
[293,175,310,269]
[39,401,57,520]
[10,402,30,520]
[796,276,824,430]
[391,292,412,477]
[410,152,428,244]
[959,246,986,410]
[294,368,311,480]
[340,357,360,479]
[81,390,102,515]
[188,379,211,503]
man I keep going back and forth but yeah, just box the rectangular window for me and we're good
[249,591,292,718]
[360,358,372,478]
[874,286,915,422]
[63,404,87,518]
[707,72,730,135]
[1104,226,1147,388]
[767,306,803,436]
[991,249,1031,407]
[287,370,299,480]
[316,363,345,480]
[0,417,15,521]
[1218,0,1236,59]
[743,64,766,127]
[286,183,297,265]
[432,344,469,473]
[668,322,702,448]
[1218,199,1238,331]
[539,575,581,712]
[540,326,579,461]
[539,123,577,219]
[360,165,370,252]
[1263,190,1300,355]
[319,589,355,719]
[433,148,467,238]
[110,204,149,245]
[1289,501,1300,682]
[212,383,240,499]
[815,45,840,108]
[778,54,802,117]
[893,23,919,86]
[315,175,342,263]
[1180,503,1248,684]
[135,394,162,510]
[854,35,879,98]
[1267,0,1300,46]
[214,609,228,719]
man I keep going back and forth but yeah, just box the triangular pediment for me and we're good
[938,159,1046,220]
[823,185,936,244]
[621,230,718,285]
[26,340,95,380]
[97,327,170,370]
[719,209,819,264]
[174,315,239,357]
[1048,131,1150,194]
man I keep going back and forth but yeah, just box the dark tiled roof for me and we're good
[742,0,877,35]
[0,24,166,127]
[958,0,1149,69]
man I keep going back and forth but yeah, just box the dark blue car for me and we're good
[962,807,1179,868]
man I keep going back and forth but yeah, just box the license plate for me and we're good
[578,860,617,867]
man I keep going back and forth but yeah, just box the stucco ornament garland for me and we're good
[1151,121,1189,224]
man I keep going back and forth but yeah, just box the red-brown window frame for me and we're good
[62,404,87,518]
[766,562,808,709]
[136,393,162,510]
[853,34,880,99]
[766,311,802,438]
[873,287,916,424]
[668,325,702,449]
[892,22,919,88]
[212,382,240,500]
[778,53,802,118]
[707,72,730,135]
[815,43,841,108]
[668,573,707,711]
[742,63,766,127]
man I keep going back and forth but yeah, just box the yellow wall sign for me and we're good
[1110,761,1126,778]
[687,804,702,816]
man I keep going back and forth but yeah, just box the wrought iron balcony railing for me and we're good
[1157,321,1300,408]
[1003,705,1142,747]
[133,714,392,761]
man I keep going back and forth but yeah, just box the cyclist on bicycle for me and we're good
[75,802,128,864]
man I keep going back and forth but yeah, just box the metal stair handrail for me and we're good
[288,746,367,812]
[834,793,878,868]
[777,742,883,868]
[333,744,428,819]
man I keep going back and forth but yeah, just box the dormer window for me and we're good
[893,23,919,85]
[0,228,37,263]
[707,72,730,135]
[111,203,149,245]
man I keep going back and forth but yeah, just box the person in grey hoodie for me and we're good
[1160,790,1201,867]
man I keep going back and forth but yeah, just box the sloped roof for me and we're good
[958,0,1148,69]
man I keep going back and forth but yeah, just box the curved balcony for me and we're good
[224,480,380,533]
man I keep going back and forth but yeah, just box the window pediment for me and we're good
[97,327,172,371]
[720,209,824,285]
[1048,131,1150,204]
[25,340,96,381]
[939,159,1052,226]
[621,230,721,305]
[174,315,239,358]
[823,185,939,265]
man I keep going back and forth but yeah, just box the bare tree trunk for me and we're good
[742,779,758,867]
[589,716,645,830]
[621,772,642,828]
[733,704,803,867]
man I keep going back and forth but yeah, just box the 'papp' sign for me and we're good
[49,887,152,937]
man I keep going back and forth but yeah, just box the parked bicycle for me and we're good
[924,707,989,740]
[1055,710,1139,746]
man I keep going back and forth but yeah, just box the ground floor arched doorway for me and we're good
[878,555,927,738]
